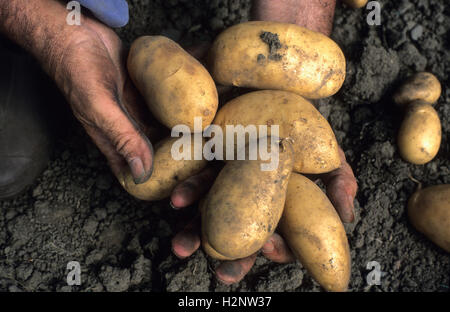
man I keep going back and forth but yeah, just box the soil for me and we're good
[0,0,449,292]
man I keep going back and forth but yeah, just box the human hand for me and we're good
[0,0,154,184]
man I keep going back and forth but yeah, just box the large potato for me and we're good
[394,72,441,107]
[397,100,441,164]
[213,90,341,174]
[202,139,294,260]
[208,21,346,99]
[120,136,207,201]
[279,173,351,292]
[128,36,218,131]
[408,184,450,253]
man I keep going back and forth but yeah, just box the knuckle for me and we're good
[112,131,139,160]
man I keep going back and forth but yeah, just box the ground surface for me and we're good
[0,0,449,292]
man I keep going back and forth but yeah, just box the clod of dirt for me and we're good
[99,265,131,292]
[260,31,283,61]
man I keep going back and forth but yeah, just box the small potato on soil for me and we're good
[393,72,442,107]
[279,173,351,292]
[120,136,207,201]
[397,100,441,165]
[408,184,450,253]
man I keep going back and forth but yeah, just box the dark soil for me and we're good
[0,0,449,292]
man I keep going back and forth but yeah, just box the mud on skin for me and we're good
[0,0,449,292]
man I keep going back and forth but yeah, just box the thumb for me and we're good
[79,89,154,185]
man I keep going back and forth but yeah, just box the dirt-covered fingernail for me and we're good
[169,201,180,210]
[128,157,148,184]
[216,262,241,285]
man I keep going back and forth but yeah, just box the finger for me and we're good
[122,76,168,143]
[321,148,358,223]
[215,254,257,285]
[171,216,201,259]
[261,233,296,263]
[82,87,154,185]
[170,164,222,209]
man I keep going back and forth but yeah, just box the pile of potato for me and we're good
[123,21,350,291]
[393,73,449,253]
[121,21,448,291]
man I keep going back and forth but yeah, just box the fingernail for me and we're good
[262,239,274,253]
[128,157,147,184]
[169,201,180,210]
[171,246,187,259]
[217,262,241,284]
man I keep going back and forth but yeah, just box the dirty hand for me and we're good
[0,0,154,184]
[170,0,358,285]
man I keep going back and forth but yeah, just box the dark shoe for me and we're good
[0,42,54,199]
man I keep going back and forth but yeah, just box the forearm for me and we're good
[251,0,336,36]
[0,0,76,77]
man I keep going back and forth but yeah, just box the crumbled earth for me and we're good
[0,0,449,292]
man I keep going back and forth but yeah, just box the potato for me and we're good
[120,136,207,201]
[279,173,351,292]
[208,21,346,99]
[408,184,450,252]
[202,139,294,260]
[342,0,368,9]
[213,90,341,174]
[397,100,441,164]
[200,199,234,261]
[394,72,441,107]
[127,36,218,131]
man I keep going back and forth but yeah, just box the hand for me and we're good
[170,0,357,285]
[1,0,154,184]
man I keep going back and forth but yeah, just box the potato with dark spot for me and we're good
[279,173,351,292]
[408,184,450,253]
[213,90,341,174]
[394,72,441,107]
[128,36,218,131]
[120,136,207,201]
[208,21,346,99]
[202,139,294,260]
[398,100,441,165]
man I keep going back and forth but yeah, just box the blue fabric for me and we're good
[76,0,129,28]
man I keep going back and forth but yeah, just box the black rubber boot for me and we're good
[0,40,55,199]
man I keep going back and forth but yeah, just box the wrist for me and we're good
[0,0,81,78]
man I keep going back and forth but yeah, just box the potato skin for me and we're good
[202,139,294,260]
[208,21,346,99]
[408,185,450,252]
[120,136,207,201]
[397,100,441,165]
[279,173,351,292]
[128,36,218,131]
[213,90,341,174]
[342,0,368,9]
[394,72,441,107]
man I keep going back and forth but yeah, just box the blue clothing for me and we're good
[76,0,129,28]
